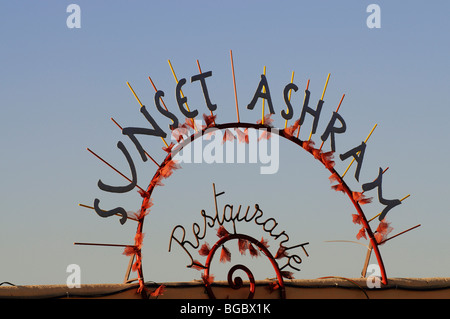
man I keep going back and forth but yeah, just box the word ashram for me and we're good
[93,69,403,225]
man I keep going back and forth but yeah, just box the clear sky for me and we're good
[1,1,449,286]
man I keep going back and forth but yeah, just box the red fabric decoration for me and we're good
[376,219,392,233]
[281,271,294,279]
[329,170,345,193]
[320,151,335,169]
[150,285,165,297]
[235,128,249,144]
[216,225,230,238]
[375,219,393,244]
[257,114,274,127]
[121,232,145,273]
[220,246,231,263]
[260,237,270,249]
[329,172,340,184]
[258,130,271,141]
[131,255,141,272]
[137,285,148,295]
[352,191,372,205]
[134,232,144,250]
[238,238,248,255]
[266,281,280,293]
[374,232,383,244]
[203,113,216,128]
[274,246,289,259]
[198,243,211,256]
[201,273,215,285]
[352,213,362,225]
[302,140,315,152]
[132,198,153,220]
[138,189,150,198]
[122,245,137,257]
[141,198,153,210]
[222,129,236,144]
[162,142,175,153]
[331,183,345,193]
[184,118,195,129]
[160,159,181,179]
[359,197,373,205]
[149,174,164,188]
[283,119,300,137]
[172,125,189,142]
[356,227,367,240]
[283,126,296,138]
[283,125,297,138]
[312,148,321,160]
[248,243,260,258]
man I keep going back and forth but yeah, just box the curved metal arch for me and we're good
[135,121,388,296]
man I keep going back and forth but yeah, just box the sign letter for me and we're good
[176,79,198,118]
[321,112,347,152]
[247,74,275,114]
[154,90,179,131]
[122,106,167,162]
[281,83,298,120]
[191,71,217,112]
[299,90,323,135]
[362,167,402,220]
[339,142,366,182]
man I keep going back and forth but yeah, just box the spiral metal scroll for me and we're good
[203,234,286,299]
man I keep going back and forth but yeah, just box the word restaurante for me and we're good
[169,185,310,273]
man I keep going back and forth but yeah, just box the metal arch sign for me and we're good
[76,50,420,299]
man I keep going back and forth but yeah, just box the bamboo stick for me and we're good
[78,203,138,222]
[261,66,266,124]
[296,79,310,138]
[86,147,145,193]
[341,123,377,178]
[196,59,216,125]
[167,60,198,132]
[284,71,295,129]
[127,82,169,148]
[110,117,160,167]
[319,93,345,151]
[230,50,240,122]
[308,73,330,141]
[368,194,411,222]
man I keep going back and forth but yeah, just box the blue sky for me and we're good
[1,1,449,286]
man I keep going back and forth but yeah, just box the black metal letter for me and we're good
[339,141,366,182]
[299,90,323,135]
[97,141,137,193]
[176,78,198,118]
[320,112,347,152]
[191,71,217,112]
[281,83,298,120]
[154,90,179,131]
[122,105,167,162]
[362,167,402,221]
[93,198,128,225]
[247,74,275,114]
